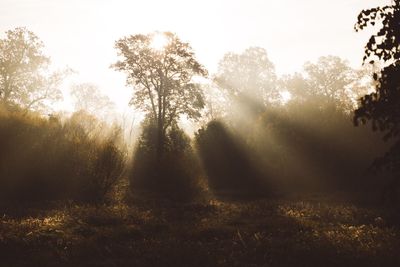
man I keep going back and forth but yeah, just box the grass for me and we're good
[0,195,399,267]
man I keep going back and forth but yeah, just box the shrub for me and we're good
[195,120,269,198]
[130,120,201,201]
[0,109,126,204]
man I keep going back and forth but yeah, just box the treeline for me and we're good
[0,26,397,204]
[193,52,394,199]
[126,47,390,200]
[0,28,127,205]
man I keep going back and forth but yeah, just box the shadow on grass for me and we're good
[0,198,399,267]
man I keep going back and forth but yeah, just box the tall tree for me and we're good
[354,1,400,186]
[112,32,207,156]
[0,27,64,113]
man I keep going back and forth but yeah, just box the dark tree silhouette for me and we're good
[196,120,269,198]
[354,1,400,200]
[131,117,201,200]
[112,32,207,158]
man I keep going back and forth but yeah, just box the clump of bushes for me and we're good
[0,108,126,204]
[130,119,202,201]
[195,120,270,198]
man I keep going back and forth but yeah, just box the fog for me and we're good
[1,1,400,266]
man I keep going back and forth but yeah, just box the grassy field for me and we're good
[0,195,399,267]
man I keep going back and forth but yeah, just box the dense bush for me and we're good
[195,120,270,198]
[0,108,126,203]
[130,120,202,201]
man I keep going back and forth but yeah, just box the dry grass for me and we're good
[0,196,399,267]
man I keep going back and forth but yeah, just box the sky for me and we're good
[0,0,391,111]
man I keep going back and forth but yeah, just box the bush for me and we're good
[130,120,202,201]
[195,120,270,198]
[0,109,126,204]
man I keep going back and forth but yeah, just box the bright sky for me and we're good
[0,0,391,111]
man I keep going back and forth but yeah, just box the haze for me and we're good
[0,0,390,110]
[2,0,400,266]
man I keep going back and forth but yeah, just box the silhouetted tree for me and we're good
[0,27,67,113]
[112,32,207,158]
[131,117,201,200]
[354,1,400,202]
[196,120,269,198]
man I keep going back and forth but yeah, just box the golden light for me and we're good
[150,33,169,51]
[280,91,292,104]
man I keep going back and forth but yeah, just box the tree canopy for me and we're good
[284,56,359,112]
[354,1,400,171]
[112,32,207,153]
[214,47,278,112]
[0,27,65,113]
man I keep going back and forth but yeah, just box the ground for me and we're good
[0,195,399,267]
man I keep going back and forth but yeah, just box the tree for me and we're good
[354,1,400,199]
[354,1,400,137]
[70,83,116,120]
[112,32,207,157]
[0,27,65,113]
[285,56,357,112]
[200,83,228,122]
[214,47,278,113]
[131,116,201,200]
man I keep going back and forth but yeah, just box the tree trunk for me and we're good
[156,93,164,162]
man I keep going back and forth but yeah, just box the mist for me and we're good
[1,1,400,266]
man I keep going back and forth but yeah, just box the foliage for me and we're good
[195,120,269,198]
[112,32,207,155]
[205,51,385,194]
[353,1,400,198]
[354,1,400,142]
[283,56,360,112]
[0,108,126,203]
[214,47,278,113]
[130,118,202,201]
[0,27,68,113]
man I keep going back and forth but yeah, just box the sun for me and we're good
[280,90,292,104]
[150,33,169,51]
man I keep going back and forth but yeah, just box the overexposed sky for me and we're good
[0,0,391,110]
